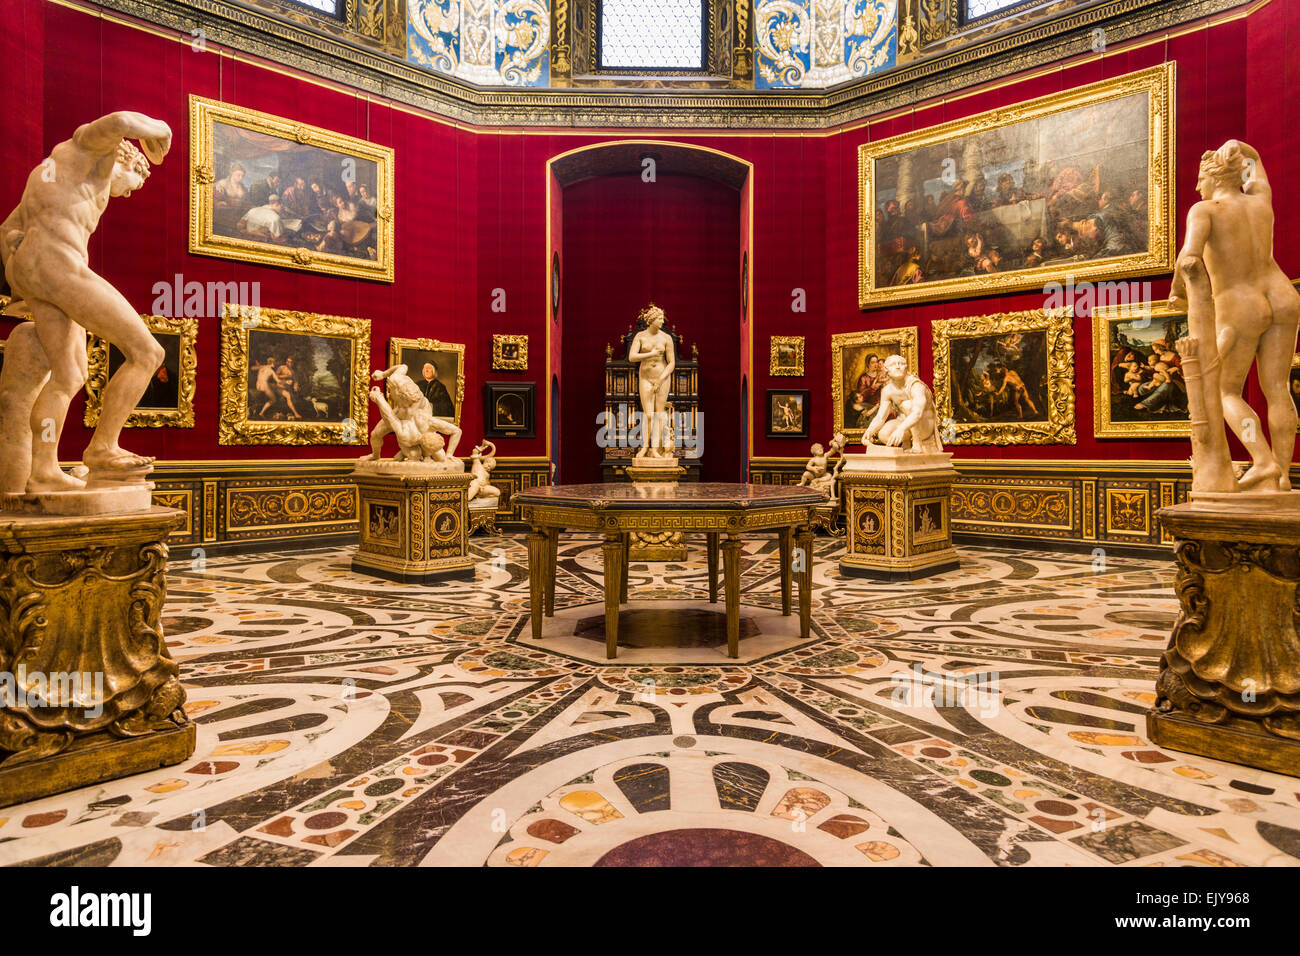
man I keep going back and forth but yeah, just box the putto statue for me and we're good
[467,440,501,502]
[799,432,847,498]
[1169,140,1300,496]
[358,364,463,471]
[0,112,172,511]
[862,354,944,453]
[627,304,676,461]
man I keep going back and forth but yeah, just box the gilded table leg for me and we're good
[526,529,547,640]
[778,526,793,616]
[602,532,624,660]
[707,532,720,603]
[620,532,630,604]
[721,534,743,659]
[796,526,814,639]
[544,528,559,617]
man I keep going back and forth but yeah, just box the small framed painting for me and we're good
[769,335,805,376]
[485,382,536,439]
[492,334,528,371]
[766,389,810,439]
[85,314,198,428]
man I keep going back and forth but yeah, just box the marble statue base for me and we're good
[839,448,959,580]
[351,469,474,583]
[353,457,464,477]
[1,482,154,516]
[625,461,688,560]
[0,507,195,808]
[1148,501,1300,777]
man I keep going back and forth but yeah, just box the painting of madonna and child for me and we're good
[1093,309,1190,438]
[861,67,1173,307]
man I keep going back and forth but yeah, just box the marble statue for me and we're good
[467,440,501,502]
[0,111,172,510]
[1168,139,1300,496]
[627,304,676,460]
[358,364,463,472]
[800,432,847,498]
[862,354,944,453]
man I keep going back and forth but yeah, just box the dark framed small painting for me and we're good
[485,381,536,439]
[765,388,810,439]
[551,251,561,322]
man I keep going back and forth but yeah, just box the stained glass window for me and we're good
[279,0,342,17]
[599,0,706,70]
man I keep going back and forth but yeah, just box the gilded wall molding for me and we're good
[75,0,1246,129]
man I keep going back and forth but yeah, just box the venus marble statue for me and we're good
[0,111,172,507]
[627,304,676,460]
[359,364,463,471]
[1169,139,1300,495]
[862,354,944,453]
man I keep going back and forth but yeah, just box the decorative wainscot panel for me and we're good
[85,314,197,429]
[858,64,1175,308]
[932,308,1076,446]
[189,96,395,282]
[219,305,371,446]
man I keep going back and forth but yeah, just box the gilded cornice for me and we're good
[70,0,1252,129]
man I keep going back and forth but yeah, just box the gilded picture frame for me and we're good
[492,334,529,371]
[84,315,197,428]
[219,304,370,446]
[858,63,1175,308]
[932,308,1076,445]
[1092,299,1191,439]
[189,95,395,282]
[769,335,805,376]
[831,326,919,442]
[388,337,466,425]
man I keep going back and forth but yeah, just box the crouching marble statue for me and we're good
[0,112,194,805]
[1149,140,1300,776]
[351,365,474,582]
[837,357,958,580]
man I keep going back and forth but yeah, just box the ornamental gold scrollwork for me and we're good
[950,485,1073,528]
[932,307,1076,446]
[227,486,358,528]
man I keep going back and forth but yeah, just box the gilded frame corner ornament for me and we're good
[932,308,1076,446]
[769,335,805,376]
[84,315,198,429]
[831,326,919,442]
[1091,298,1191,439]
[188,95,396,283]
[388,336,467,424]
[857,63,1176,309]
[492,333,529,371]
[219,304,371,446]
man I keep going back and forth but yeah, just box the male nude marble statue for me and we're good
[627,304,676,459]
[862,354,944,453]
[1169,139,1300,494]
[0,111,172,497]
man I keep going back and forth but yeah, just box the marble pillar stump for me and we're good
[624,460,688,561]
[0,506,194,808]
[1148,499,1300,777]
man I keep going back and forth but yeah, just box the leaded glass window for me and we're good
[599,0,706,71]
[279,0,343,17]
[964,0,1038,20]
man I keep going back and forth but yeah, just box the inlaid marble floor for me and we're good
[4,534,1300,867]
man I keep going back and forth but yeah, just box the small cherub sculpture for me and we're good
[800,431,847,498]
[863,355,943,453]
[467,440,501,502]
[360,364,461,465]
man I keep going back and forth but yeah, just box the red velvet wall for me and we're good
[561,172,742,483]
[4,1,1284,477]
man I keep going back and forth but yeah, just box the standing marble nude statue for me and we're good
[0,112,172,498]
[627,305,676,459]
[1168,140,1300,494]
[862,354,943,453]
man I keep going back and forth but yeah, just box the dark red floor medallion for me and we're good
[593,828,821,867]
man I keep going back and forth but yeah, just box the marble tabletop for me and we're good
[514,482,825,511]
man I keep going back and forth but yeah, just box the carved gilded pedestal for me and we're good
[0,507,194,808]
[839,450,959,580]
[1148,502,1300,777]
[624,461,688,561]
[351,470,474,583]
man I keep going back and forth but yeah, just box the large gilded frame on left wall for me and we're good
[219,304,371,446]
[189,96,396,282]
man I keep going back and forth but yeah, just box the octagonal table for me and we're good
[514,482,825,659]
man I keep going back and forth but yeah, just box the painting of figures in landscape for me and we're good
[1093,307,1190,438]
[859,66,1173,306]
[946,330,1050,426]
[246,329,354,425]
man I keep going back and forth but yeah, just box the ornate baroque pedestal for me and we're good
[351,468,474,583]
[624,459,688,561]
[1148,500,1300,777]
[0,507,195,808]
[839,448,959,580]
